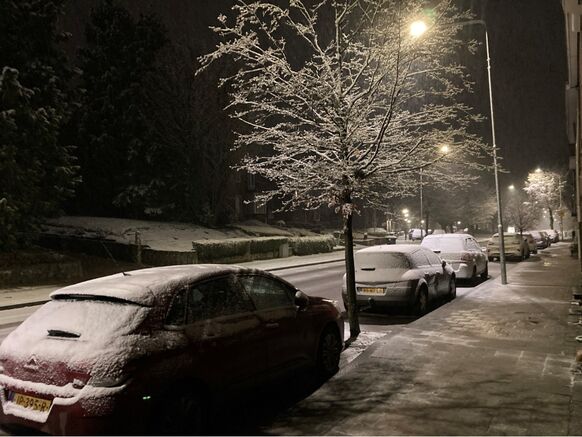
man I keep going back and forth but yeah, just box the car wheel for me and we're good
[471,267,477,285]
[316,325,342,379]
[448,277,456,300]
[156,389,208,435]
[480,263,489,280]
[414,287,429,316]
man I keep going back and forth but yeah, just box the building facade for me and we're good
[563,0,582,269]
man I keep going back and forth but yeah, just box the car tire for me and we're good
[156,388,209,435]
[471,267,478,285]
[414,287,429,316]
[448,277,456,301]
[480,264,489,280]
[316,325,342,379]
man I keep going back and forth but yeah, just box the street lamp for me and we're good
[413,18,507,283]
[455,19,508,284]
[410,20,428,38]
[508,185,515,191]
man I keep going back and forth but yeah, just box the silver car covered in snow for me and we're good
[342,245,456,315]
[421,233,488,281]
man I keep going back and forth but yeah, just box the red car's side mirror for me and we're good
[294,290,310,309]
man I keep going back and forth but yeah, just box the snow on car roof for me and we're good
[423,233,472,239]
[50,264,247,306]
[357,244,422,254]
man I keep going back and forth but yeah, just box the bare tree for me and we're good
[505,188,538,236]
[199,0,488,339]
[524,169,564,230]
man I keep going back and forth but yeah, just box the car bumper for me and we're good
[488,249,522,259]
[448,262,475,279]
[342,284,416,308]
[0,376,148,435]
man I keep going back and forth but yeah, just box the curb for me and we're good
[264,257,344,272]
[0,300,50,311]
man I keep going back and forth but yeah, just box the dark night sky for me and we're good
[61,0,569,185]
[462,0,568,184]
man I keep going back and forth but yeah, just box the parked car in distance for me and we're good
[521,232,538,254]
[0,265,343,435]
[487,233,529,261]
[543,229,559,243]
[529,230,548,250]
[342,245,456,315]
[539,230,552,247]
[409,228,426,241]
[421,234,488,281]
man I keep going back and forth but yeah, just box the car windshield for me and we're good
[422,237,464,252]
[18,297,150,342]
[356,252,410,269]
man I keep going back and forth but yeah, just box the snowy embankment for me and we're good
[41,216,318,252]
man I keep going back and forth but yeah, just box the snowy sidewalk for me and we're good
[260,243,582,435]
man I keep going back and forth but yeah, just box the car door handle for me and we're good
[265,322,279,329]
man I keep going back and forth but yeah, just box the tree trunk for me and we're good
[343,211,360,340]
[548,207,554,229]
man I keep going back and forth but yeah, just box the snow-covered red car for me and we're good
[0,265,343,435]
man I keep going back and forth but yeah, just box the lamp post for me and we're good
[411,19,507,284]
[419,168,424,238]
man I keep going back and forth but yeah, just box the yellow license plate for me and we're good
[358,287,385,295]
[11,392,52,412]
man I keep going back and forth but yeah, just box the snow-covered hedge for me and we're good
[192,239,250,262]
[192,237,290,262]
[193,235,333,262]
[289,235,335,256]
[249,237,288,254]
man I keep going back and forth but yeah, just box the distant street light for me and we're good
[457,221,461,225]
[508,185,515,191]
[402,208,409,214]
[440,144,450,154]
[535,168,542,173]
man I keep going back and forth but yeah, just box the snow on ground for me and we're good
[341,325,385,365]
[41,216,319,252]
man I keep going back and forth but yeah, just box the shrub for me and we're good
[289,235,335,256]
[192,239,250,262]
[250,237,288,254]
